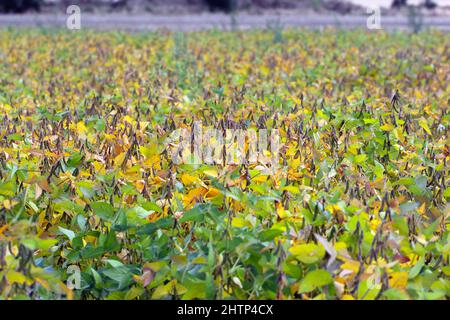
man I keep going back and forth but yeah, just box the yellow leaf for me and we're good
[252,175,268,183]
[139,145,157,158]
[289,243,325,264]
[380,123,394,131]
[418,118,432,135]
[0,223,8,236]
[260,65,270,76]
[389,271,408,289]
[181,173,198,186]
[183,187,208,207]
[393,128,406,144]
[340,259,360,274]
[417,203,426,216]
[144,261,166,272]
[7,270,27,284]
[135,180,145,193]
[3,199,18,210]
[205,187,220,199]
[282,185,301,194]
[231,217,248,228]
[114,152,126,166]
[192,256,208,265]
[203,169,218,178]
[123,115,134,124]
[76,121,88,134]
[152,284,169,299]
[104,134,116,141]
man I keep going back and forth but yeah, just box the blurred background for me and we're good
[0,0,449,14]
[0,0,449,31]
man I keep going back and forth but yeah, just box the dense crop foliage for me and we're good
[0,29,448,300]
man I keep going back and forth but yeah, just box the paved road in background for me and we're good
[0,14,450,31]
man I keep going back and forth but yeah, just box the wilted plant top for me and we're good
[0,29,449,300]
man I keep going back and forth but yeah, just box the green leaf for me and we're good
[102,267,133,290]
[91,201,115,221]
[395,177,414,186]
[58,226,76,241]
[298,269,333,293]
[91,268,103,289]
[124,287,144,300]
[100,232,120,252]
[107,259,124,268]
[399,201,419,214]
[76,181,96,199]
[373,161,384,179]
[127,206,153,225]
[443,187,450,198]
[137,217,174,235]
[289,244,325,264]
[442,266,450,277]
[179,206,204,223]
[0,180,15,197]
[22,237,57,251]
[6,270,27,285]
[354,154,367,164]
[81,245,105,259]
[66,152,83,168]
[259,229,283,242]
[409,257,425,279]
[383,288,409,300]
[141,201,163,213]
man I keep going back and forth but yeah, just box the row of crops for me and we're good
[0,29,448,299]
